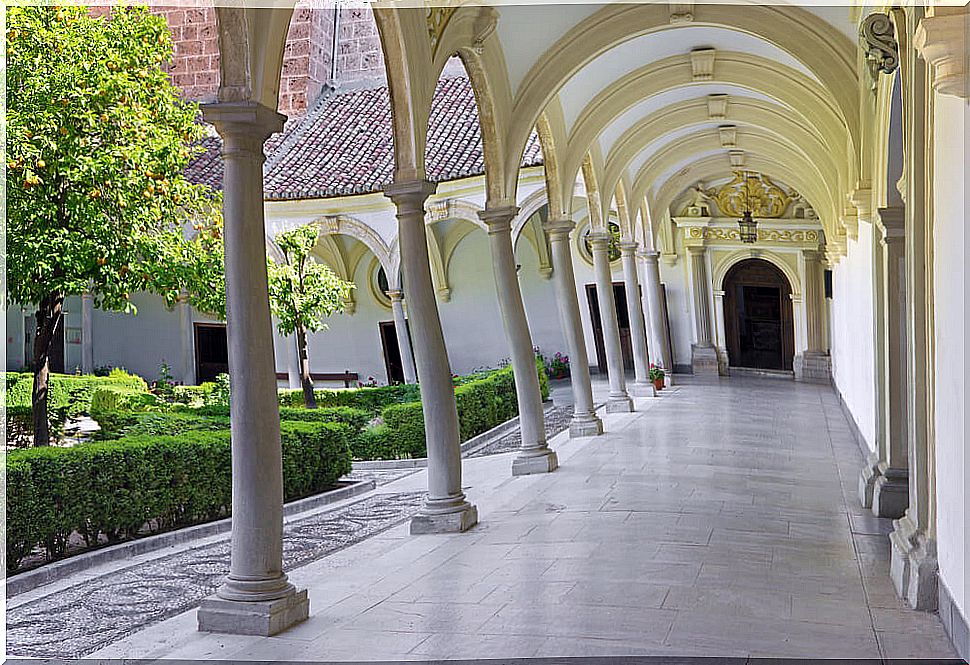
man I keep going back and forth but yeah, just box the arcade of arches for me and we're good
[7,2,970,660]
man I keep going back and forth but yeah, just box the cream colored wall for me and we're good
[830,220,878,451]
[931,92,968,618]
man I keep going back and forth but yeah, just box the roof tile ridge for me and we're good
[263,83,339,177]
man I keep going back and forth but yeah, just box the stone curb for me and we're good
[6,479,376,598]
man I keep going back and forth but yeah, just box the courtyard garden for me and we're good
[4,360,549,572]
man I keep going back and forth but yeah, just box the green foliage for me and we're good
[381,401,427,459]
[170,381,216,407]
[89,386,162,434]
[352,425,399,460]
[648,363,666,381]
[5,421,352,571]
[6,6,222,315]
[278,383,422,414]
[267,226,355,338]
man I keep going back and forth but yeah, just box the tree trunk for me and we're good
[296,325,316,409]
[32,293,64,446]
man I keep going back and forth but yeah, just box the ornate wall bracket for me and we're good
[861,13,900,91]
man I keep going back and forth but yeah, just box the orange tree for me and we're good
[7,6,224,445]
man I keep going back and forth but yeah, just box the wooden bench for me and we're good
[275,371,359,388]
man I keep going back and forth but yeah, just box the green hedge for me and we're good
[278,383,421,414]
[5,420,352,571]
[377,364,542,460]
[89,386,163,435]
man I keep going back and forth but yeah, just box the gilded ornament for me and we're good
[714,172,792,218]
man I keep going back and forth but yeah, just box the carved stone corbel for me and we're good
[860,13,900,91]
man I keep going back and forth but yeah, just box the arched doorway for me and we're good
[723,259,795,371]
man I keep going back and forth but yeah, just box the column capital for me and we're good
[878,206,906,245]
[687,244,707,256]
[619,240,638,256]
[802,248,824,263]
[201,102,286,147]
[542,218,575,238]
[384,180,437,212]
[637,248,661,261]
[478,205,519,234]
[386,289,404,303]
[915,9,969,98]
[586,230,611,251]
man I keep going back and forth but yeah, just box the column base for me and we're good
[857,452,882,509]
[569,413,603,437]
[629,380,655,397]
[690,345,719,376]
[198,588,309,636]
[410,501,478,534]
[793,351,831,383]
[512,449,559,476]
[871,467,908,518]
[890,515,939,610]
[606,394,634,413]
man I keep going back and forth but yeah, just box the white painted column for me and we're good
[197,102,308,636]
[793,249,832,382]
[178,292,196,386]
[480,206,557,475]
[687,245,718,375]
[385,180,478,533]
[712,290,728,351]
[81,292,94,374]
[619,242,650,388]
[872,207,909,518]
[589,232,634,412]
[543,218,603,437]
[387,290,417,385]
[638,249,673,380]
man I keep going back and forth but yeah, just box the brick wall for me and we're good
[140,3,385,116]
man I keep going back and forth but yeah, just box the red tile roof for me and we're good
[184,75,544,200]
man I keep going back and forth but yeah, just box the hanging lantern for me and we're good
[738,209,758,243]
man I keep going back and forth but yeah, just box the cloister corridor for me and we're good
[76,376,958,661]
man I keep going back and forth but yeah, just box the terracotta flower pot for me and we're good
[653,377,664,391]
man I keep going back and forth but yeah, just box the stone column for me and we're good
[385,180,478,532]
[177,292,196,386]
[871,208,909,518]
[638,249,673,382]
[387,290,418,385]
[793,249,832,382]
[197,102,308,636]
[589,232,634,412]
[891,26,937,609]
[687,245,718,375]
[480,207,557,475]
[619,242,651,389]
[81,291,94,374]
[543,218,603,436]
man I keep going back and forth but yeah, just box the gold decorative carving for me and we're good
[714,172,792,218]
[427,6,458,54]
[686,227,819,244]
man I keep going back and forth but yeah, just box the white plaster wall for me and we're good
[931,93,968,618]
[437,231,511,374]
[659,253,694,370]
[830,221,877,451]
[304,255,392,384]
[6,304,28,370]
[515,235,567,360]
[92,293,184,383]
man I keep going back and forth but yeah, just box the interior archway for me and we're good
[722,258,795,371]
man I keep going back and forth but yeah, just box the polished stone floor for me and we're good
[65,377,959,659]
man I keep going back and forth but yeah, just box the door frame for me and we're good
[722,259,794,371]
[193,322,229,384]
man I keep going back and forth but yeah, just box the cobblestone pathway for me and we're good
[7,491,426,659]
[467,404,573,457]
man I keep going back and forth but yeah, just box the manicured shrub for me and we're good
[4,420,352,571]
[381,401,427,458]
[171,381,216,407]
[90,386,163,435]
[352,424,400,460]
[279,406,369,433]
[455,379,498,441]
[278,383,421,414]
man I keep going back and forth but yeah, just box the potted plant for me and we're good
[649,363,666,391]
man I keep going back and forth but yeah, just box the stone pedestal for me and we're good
[569,413,604,437]
[691,345,719,376]
[858,451,881,509]
[512,449,560,475]
[890,513,938,610]
[872,466,909,518]
[411,504,479,534]
[793,351,831,383]
[198,590,309,637]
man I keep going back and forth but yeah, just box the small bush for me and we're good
[381,401,427,458]
[90,387,163,436]
[352,424,400,460]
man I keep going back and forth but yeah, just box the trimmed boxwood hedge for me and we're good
[5,420,352,571]
[278,383,421,414]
